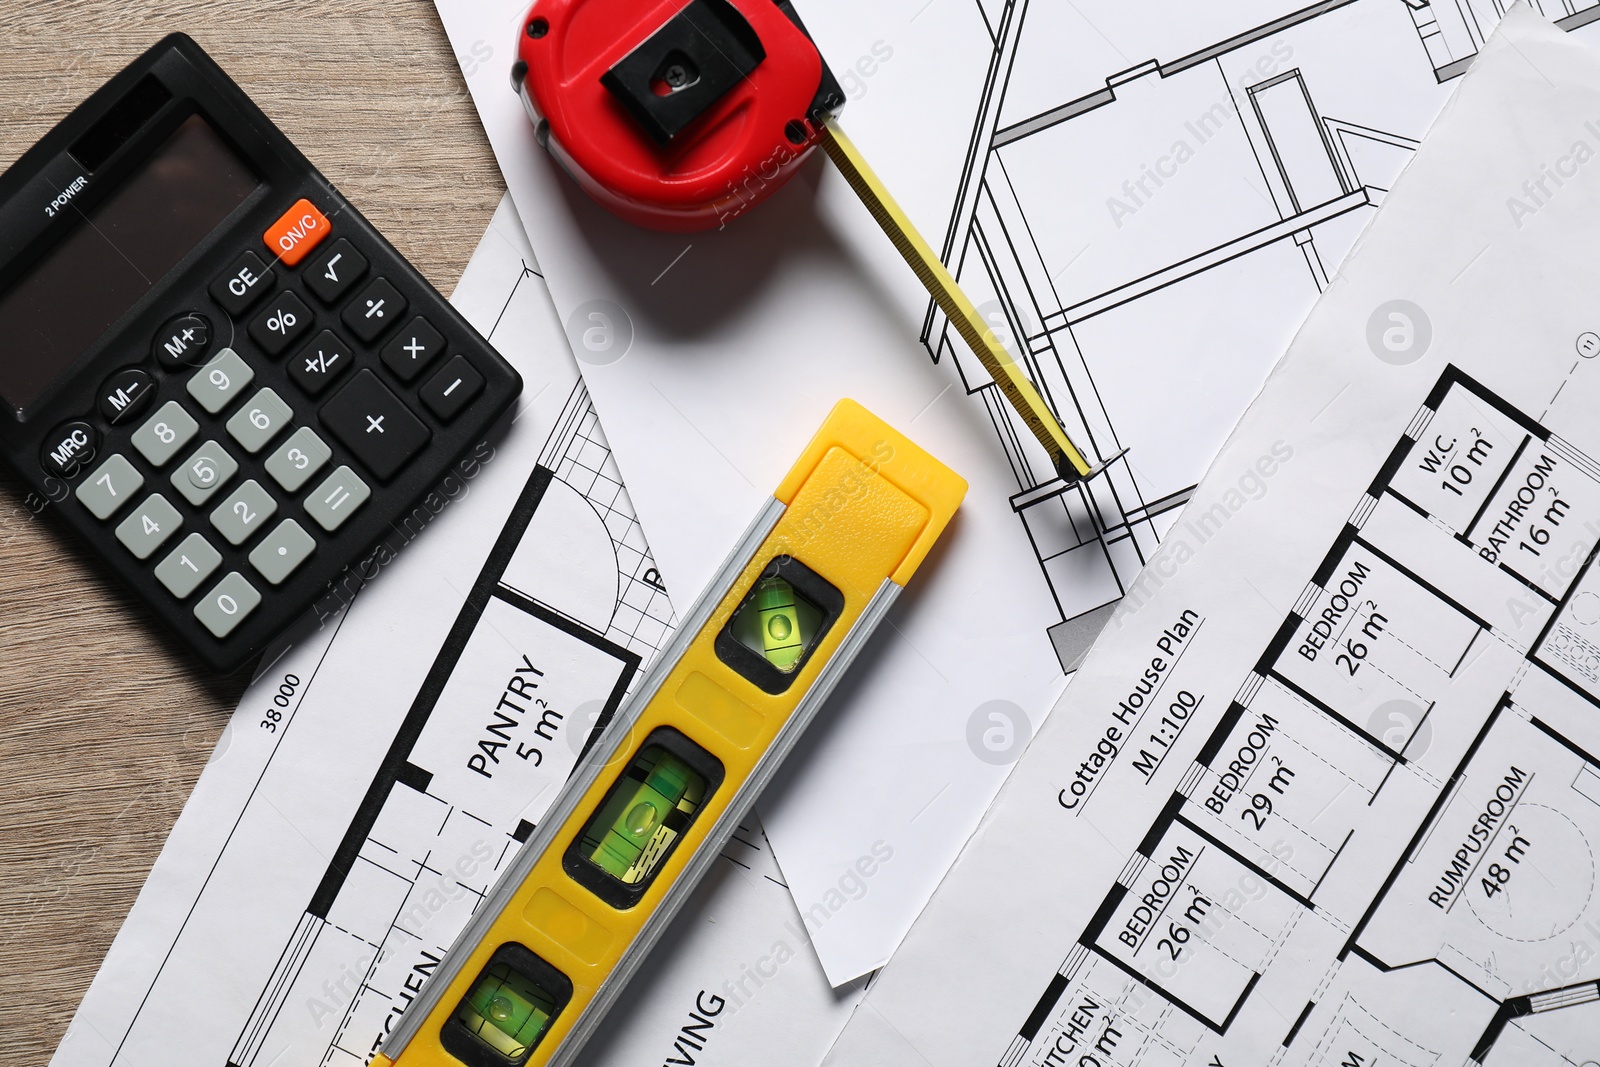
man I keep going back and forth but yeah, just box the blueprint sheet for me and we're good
[49,195,864,1067]
[822,9,1600,1066]
[435,0,1600,985]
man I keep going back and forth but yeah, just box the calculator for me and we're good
[0,35,523,672]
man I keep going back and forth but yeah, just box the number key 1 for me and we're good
[155,533,222,598]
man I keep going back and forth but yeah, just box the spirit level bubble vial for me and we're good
[375,399,965,1067]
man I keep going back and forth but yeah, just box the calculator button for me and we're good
[264,198,332,267]
[420,356,485,422]
[41,420,97,478]
[248,291,314,355]
[188,348,255,414]
[98,367,156,425]
[265,426,332,492]
[210,479,278,546]
[342,278,407,343]
[209,250,276,316]
[288,330,353,396]
[225,387,293,453]
[114,493,182,560]
[152,313,213,369]
[320,369,430,481]
[380,316,445,381]
[131,401,199,467]
[303,238,368,304]
[155,532,222,598]
[75,454,143,520]
[194,571,261,638]
[249,518,316,585]
[171,439,238,506]
[305,465,370,532]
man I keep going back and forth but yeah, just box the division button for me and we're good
[225,387,294,453]
[171,439,238,506]
[210,478,278,546]
[248,291,314,356]
[155,532,222,598]
[420,355,485,422]
[264,426,332,492]
[304,465,370,532]
[194,571,262,638]
[152,313,213,369]
[40,419,97,478]
[341,277,407,343]
[187,348,255,414]
[303,238,368,304]
[380,316,444,381]
[288,330,353,396]
[208,250,276,316]
[320,369,430,481]
[248,518,316,585]
[98,367,156,425]
[131,401,200,467]
[75,453,143,520]
[263,198,331,267]
[114,492,182,560]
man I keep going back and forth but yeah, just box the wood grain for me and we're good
[0,3,505,1062]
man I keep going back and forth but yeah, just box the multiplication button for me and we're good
[265,426,332,492]
[320,369,430,481]
[380,316,444,381]
[131,401,199,467]
[225,387,293,453]
[305,465,370,532]
[249,519,315,585]
[188,348,254,414]
[156,533,222,598]
[194,571,261,638]
[114,493,181,560]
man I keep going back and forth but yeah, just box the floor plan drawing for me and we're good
[979,366,1600,1067]
[931,0,1600,670]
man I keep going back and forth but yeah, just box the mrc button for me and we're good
[41,420,98,477]
[264,198,331,267]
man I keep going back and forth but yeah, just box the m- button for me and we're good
[320,369,430,481]
[264,198,331,267]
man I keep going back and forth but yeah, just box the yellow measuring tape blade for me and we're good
[817,120,1092,480]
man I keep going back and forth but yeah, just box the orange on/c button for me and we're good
[264,198,330,266]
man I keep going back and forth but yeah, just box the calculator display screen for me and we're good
[0,114,258,412]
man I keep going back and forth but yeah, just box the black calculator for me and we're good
[0,35,522,672]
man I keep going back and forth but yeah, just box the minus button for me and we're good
[420,355,484,422]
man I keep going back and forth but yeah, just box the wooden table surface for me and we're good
[0,4,506,1062]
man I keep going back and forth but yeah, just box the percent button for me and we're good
[247,291,314,356]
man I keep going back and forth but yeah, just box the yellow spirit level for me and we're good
[375,399,965,1067]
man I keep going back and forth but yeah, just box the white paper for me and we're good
[434,0,1600,985]
[50,195,863,1067]
[823,9,1600,1065]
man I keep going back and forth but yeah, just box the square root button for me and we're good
[320,369,429,481]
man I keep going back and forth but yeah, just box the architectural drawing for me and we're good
[999,366,1600,1067]
[930,0,1600,670]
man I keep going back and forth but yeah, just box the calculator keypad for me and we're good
[76,454,144,520]
[210,479,277,545]
[132,401,200,467]
[115,493,182,560]
[155,532,222,598]
[171,439,238,506]
[188,349,255,414]
[265,426,331,492]
[226,387,293,453]
[40,189,514,667]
